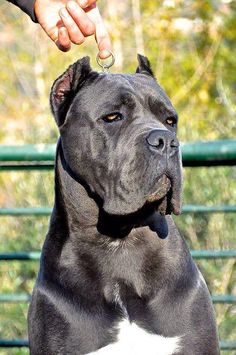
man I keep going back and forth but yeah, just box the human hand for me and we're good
[34,0,111,58]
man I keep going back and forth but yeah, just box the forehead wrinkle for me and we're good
[148,93,177,119]
[120,91,136,109]
[85,74,139,115]
[75,73,177,119]
[93,92,136,117]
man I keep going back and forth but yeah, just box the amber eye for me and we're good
[166,117,177,127]
[102,113,123,123]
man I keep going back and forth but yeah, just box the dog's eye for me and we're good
[166,117,177,127]
[102,113,123,123]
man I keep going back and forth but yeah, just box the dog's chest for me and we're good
[102,231,160,298]
[100,283,181,355]
[89,319,181,355]
[102,244,145,297]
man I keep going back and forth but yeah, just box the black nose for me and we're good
[146,129,179,153]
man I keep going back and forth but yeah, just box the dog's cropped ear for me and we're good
[50,56,92,127]
[136,54,154,77]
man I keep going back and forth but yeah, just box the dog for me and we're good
[28,55,219,354]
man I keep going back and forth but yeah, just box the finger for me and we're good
[43,23,60,43]
[59,8,85,45]
[87,6,112,59]
[66,1,95,37]
[77,0,97,9]
[57,27,71,52]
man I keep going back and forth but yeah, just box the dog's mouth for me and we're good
[147,175,171,203]
[97,172,181,239]
[146,174,181,215]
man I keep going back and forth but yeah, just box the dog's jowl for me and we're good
[28,55,220,355]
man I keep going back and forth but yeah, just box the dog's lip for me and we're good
[146,175,171,203]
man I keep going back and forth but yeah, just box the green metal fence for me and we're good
[0,140,236,351]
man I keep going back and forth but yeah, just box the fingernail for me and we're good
[67,1,77,10]
[60,8,68,17]
[99,49,111,59]
[79,0,88,8]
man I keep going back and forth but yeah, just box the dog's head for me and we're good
[50,55,182,217]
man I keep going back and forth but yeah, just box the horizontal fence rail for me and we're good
[1,293,235,304]
[1,250,236,261]
[0,340,29,348]
[0,207,52,216]
[191,250,236,259]
[0,144,55,162]
[181,140,236,166]
[220,342,236,351]
[0,140,236,170]
[0,340,235,350]
[0,251,41,261]
[1,205,236,216]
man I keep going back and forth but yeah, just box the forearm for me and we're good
[7,0,37,22]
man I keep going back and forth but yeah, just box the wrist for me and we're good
[34,0,41,23]
[17,0,38,22]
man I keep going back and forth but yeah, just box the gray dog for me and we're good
[28,55,219,355]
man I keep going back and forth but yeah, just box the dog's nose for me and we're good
[146,129,179,153]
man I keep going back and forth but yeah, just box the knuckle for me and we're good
[69,28,83,43]
[99,34,108,40]
[69,24,80,35]
[97,34,109,45]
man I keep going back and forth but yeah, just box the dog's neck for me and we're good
[53,141,168,240]
[55,143,99,230]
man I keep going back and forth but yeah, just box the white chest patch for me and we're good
[88,319,182,355]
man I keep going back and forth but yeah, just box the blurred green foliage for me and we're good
[0,0,235,353]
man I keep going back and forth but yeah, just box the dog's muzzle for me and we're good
[145,129,182,215]
[146,129,179,155]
